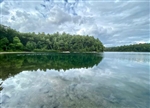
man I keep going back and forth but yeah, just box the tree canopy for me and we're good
[0,24,104,52]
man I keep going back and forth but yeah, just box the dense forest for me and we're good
[104,43,150,52]
[0,24,104,52]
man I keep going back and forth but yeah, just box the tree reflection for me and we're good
[0,53,103,80]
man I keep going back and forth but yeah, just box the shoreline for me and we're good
[0,51,100,54]
[0,52,34,54]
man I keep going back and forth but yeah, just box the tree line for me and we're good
[104,43,150,52]
[0,24,104,52]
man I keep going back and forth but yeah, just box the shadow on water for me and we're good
[0,53,103,80]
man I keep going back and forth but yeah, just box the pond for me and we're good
[0,52,149,108]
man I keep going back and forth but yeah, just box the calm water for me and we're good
[0,52,149,108]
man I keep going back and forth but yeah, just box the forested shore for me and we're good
[0,24,104,52]
[104,43,150,52]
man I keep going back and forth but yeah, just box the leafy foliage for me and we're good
[0,24,104,52]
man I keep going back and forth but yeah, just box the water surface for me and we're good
[0,52,149,108]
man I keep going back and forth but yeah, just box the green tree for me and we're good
[26,41,36,51]
[0,37,9,51]
[0,24,104,52]
[13,36,24,50]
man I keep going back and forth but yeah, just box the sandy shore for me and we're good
[0,52,34,54]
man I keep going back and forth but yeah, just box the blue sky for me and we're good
[0,0,149,46]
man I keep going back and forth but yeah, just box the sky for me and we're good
[0,0,149,47]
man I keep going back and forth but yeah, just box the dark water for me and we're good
[0,52,149,108]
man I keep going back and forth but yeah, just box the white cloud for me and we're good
[0,0,149,46]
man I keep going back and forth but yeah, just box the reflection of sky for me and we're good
[1,52,150,108]
[103,52,150,63]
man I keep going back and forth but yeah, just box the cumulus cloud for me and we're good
[0,0,149,46]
